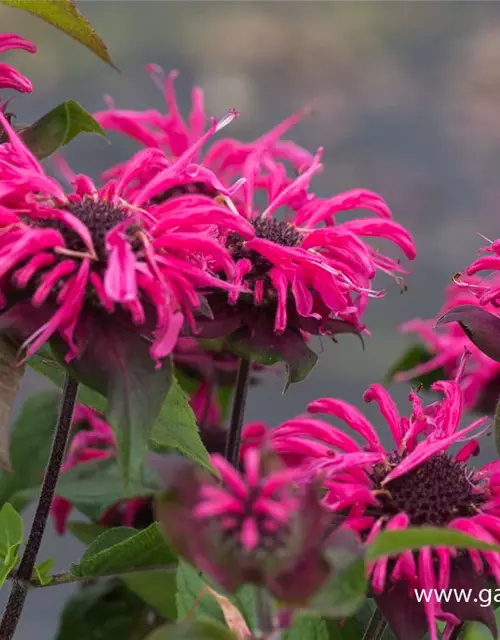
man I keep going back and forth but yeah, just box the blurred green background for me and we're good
[3,1,500,636]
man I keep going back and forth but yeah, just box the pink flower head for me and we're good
[51,404,152,533]
[51,405,115,534]
[398,275,500,412]
[154,447,351,602]
[94,66,312,181]
[0,111,254,363]
[0,33,36,98]
[261,372,499,639]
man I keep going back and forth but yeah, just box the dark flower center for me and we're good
[149,182,218,205]
[371,453,483,527]
[227,217,302,279]
[39,198,132,261]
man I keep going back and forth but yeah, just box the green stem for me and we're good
[362,608,387,640]
[254,587,274,639]
[17,564,177,589]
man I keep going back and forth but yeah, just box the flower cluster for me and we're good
[0,110,255,363]
[245,369,499,639]
[96,67,417,348]
[398,275,500,412]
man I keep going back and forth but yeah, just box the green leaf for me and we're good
[368,527,500,561]
[176,561,226,624]
[123,571,177,621]
[0,503,23,588]
[1,0,116,67]
[53,320,173,491]
[34,557,55,586]
[0,337,23,471]
[309,558,367,619]
[461,607,500,639]
[385,344,444,389]
[150,376,211,474]
[72,524,176,578]
[283,613,329,640]
[55,578,152,640]
[146,619,237,640]
[48,457,152,521]
[21,100,107,160]
[0,503,23,560]
[226,326,318,392]
[67,521,108,546]
[28,346,211,472]
[0,390,60,508]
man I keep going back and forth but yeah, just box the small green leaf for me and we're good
[150,376,211,473]
[0,390,60,508]
[34,557,55,586]
[0,503,23,560]
[146,619,237,640]
[176,561,226,624]
[55,579,151,640]
[0,337,23,471]
[21,100,107,160]
[385,344,444,389]
[1,0,116,67]
[66,521,108,546]
[72,524,176,579]
[226,326,318,392]
[283,613,329,640]
[368,527,500,561]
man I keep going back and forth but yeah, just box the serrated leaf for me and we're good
[34,557,55,586]
[28,347,210,471]
[67,521,108,546]
[1,0,116,67]
[73,524,176,579]
[0,390,60,508]
[146,619,237,640]
[123,571,177,621]
[21,100,107,160]
[368,527,500,560]
[49,458,153,521]
[55,579,151,640]
[385,344,445,389]
[150,376,211,473]
[176,561,226,624]
[52,319,173,491]
[0,337,23,471]
[283,613,329,640]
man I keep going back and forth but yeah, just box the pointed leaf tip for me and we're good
[435,304,500,363]
[0,0,117,69]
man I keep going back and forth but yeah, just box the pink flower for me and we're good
[51,405,115,534]
[0,33,35,97]
[260,371,498,639]
[154,447,346,602]
[51,405,152,533]
[398,276,500,412]
[0,111,254,363]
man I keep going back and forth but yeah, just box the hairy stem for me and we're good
[362,608,387,640]
[225,358,251,466]
[0,374,78,640]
